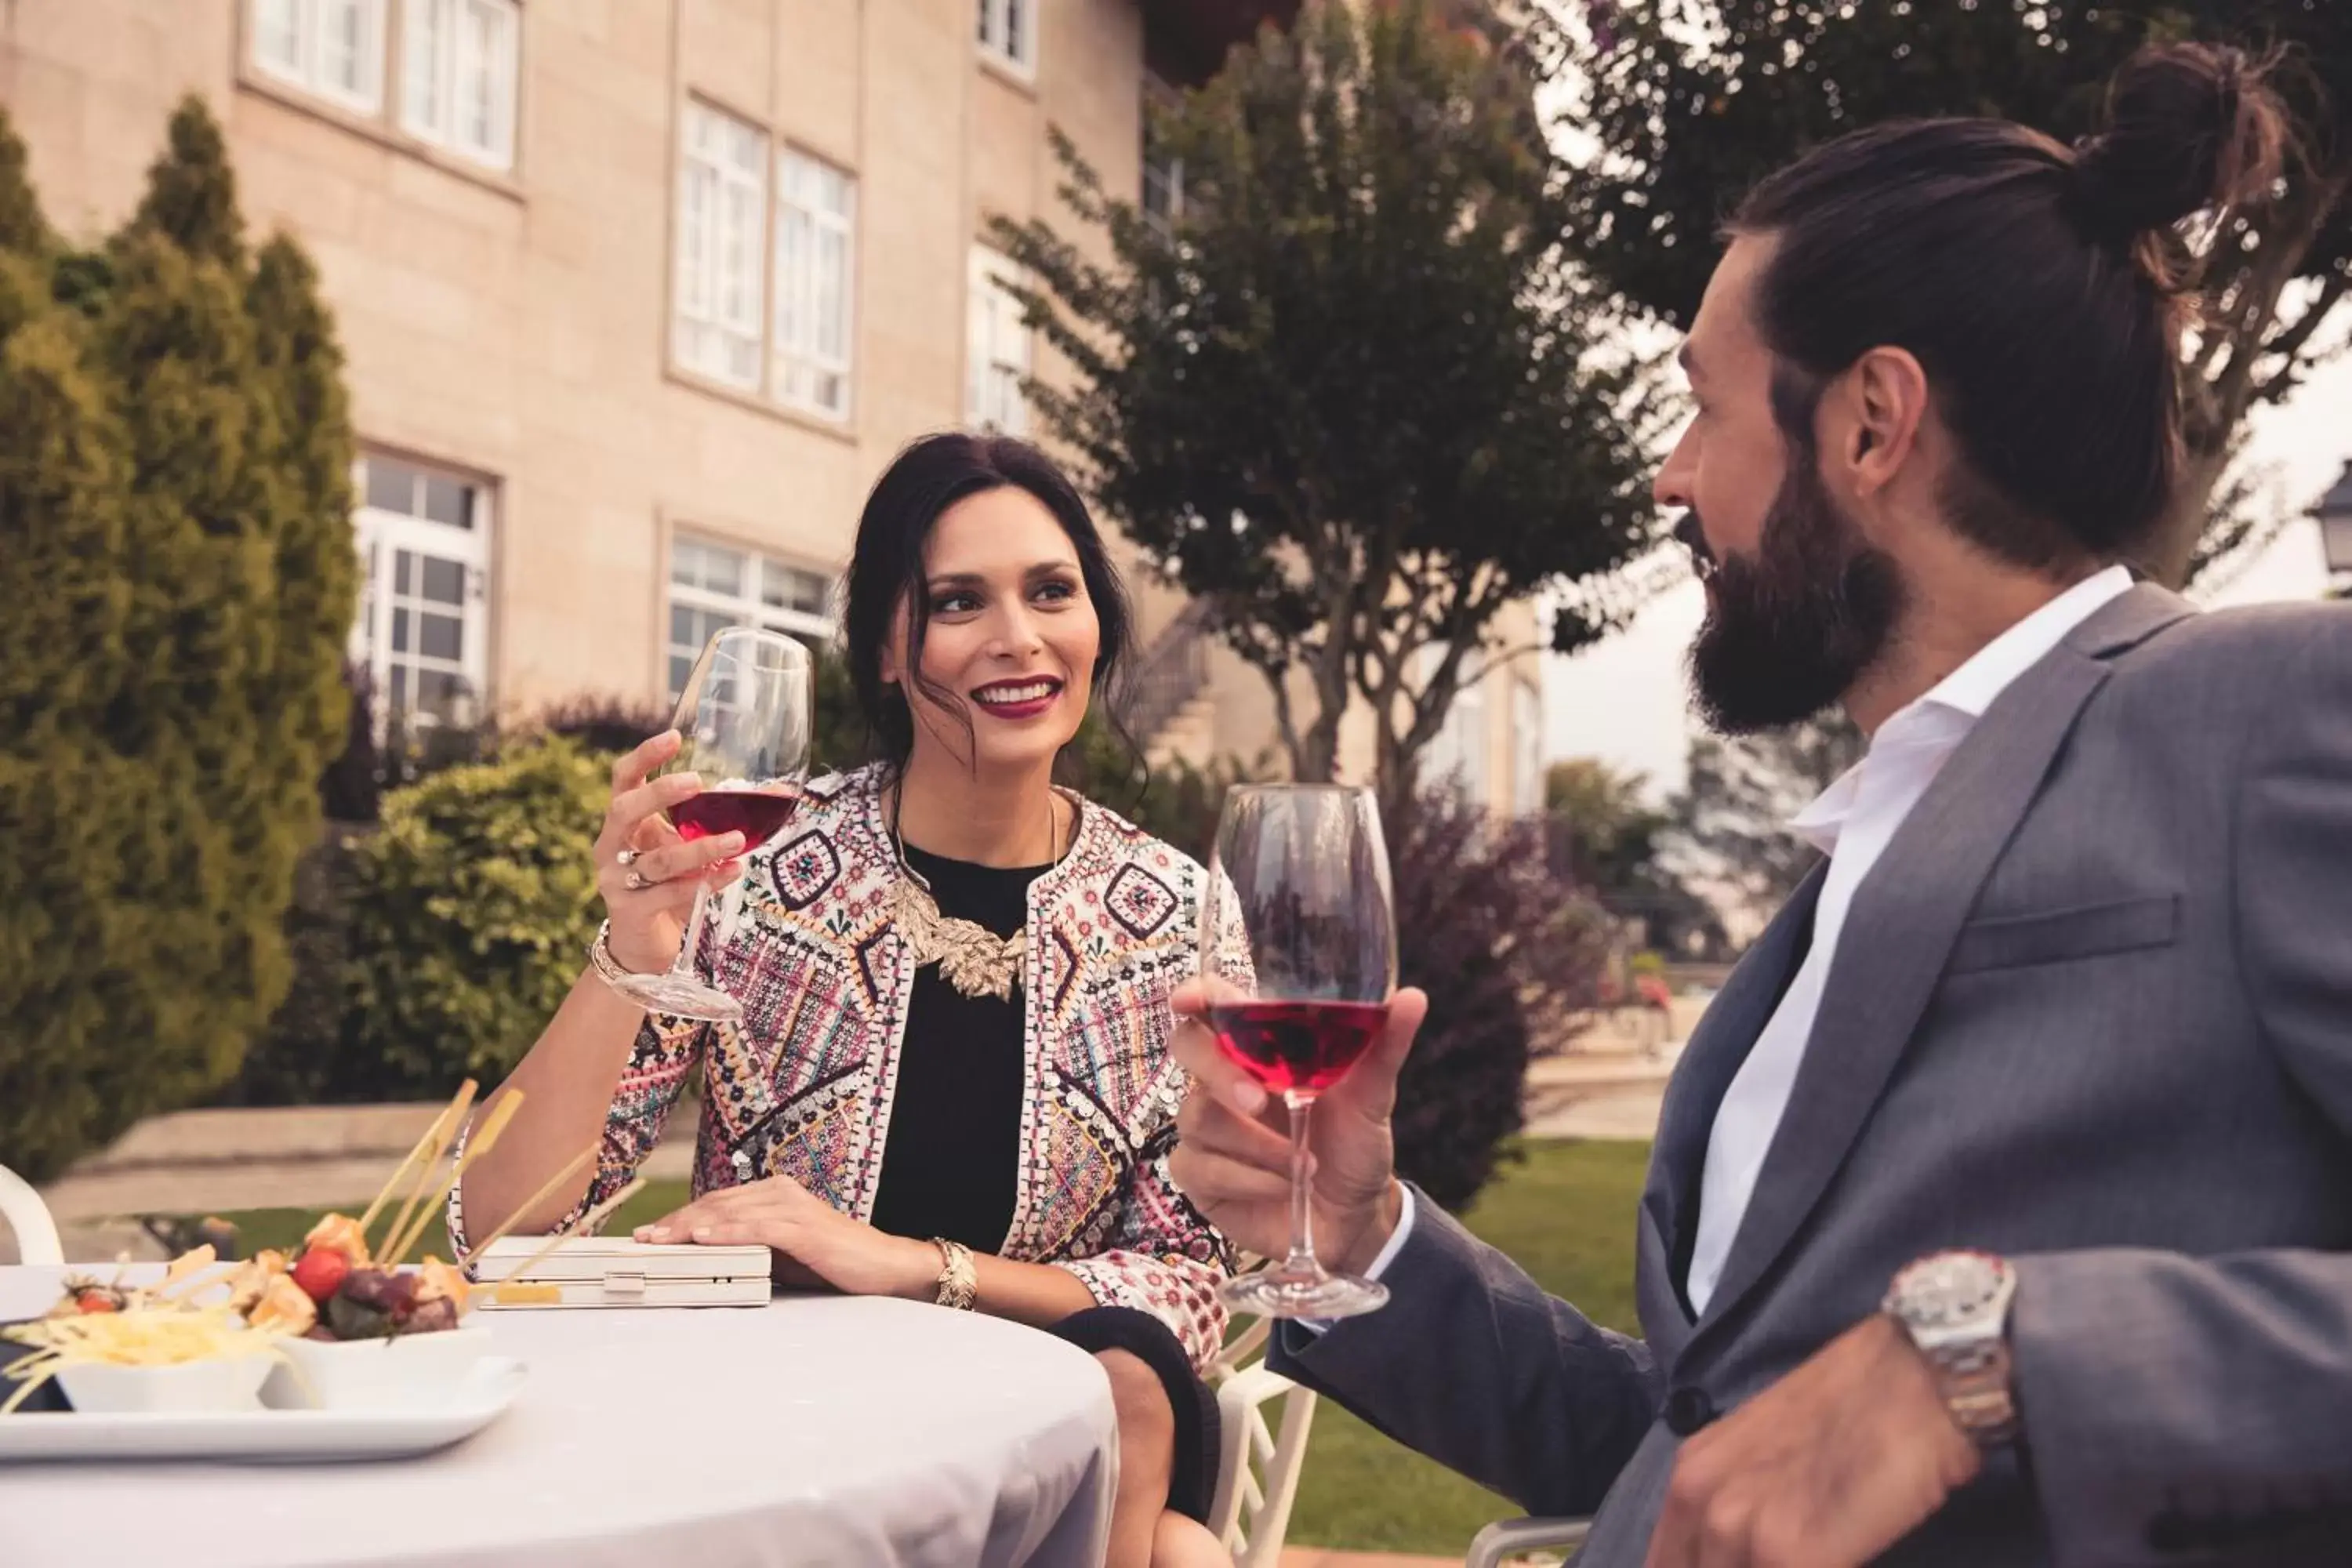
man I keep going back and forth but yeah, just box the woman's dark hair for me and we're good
[840,431,1136,779]
[1726,42,2292,571]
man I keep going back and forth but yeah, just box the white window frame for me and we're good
[773,147,856,420]
[400,0,520,172]
[349,452,494,735]
[1419,646,1493,808]
[251,0,387,116]
[1142,146,1185,239]
[673,100,769,392]
[1512,673,1544,818]
[666,535,835,701]
[976,0,1036,78]
[967,245,1031,436]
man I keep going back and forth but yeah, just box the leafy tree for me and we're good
[991,0,1663,798]
[1665,714,1866,927]
[1545,757,1726,957]
[1552,0,2352,586]
[0,99,357,1178]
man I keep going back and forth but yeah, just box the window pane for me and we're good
[402,0,445,134]
[366,457,420,515]
[391,605,411,653]
[416,669,466,720]
[703,544,744,597]
[419,611,463,661]
[255,0,303,74]
[394,550,414,595]
[670,603,697,643]
[419,556,465,604]
[455,0,514,165]
[677,102,766,388]
[1005,0,1027,64]
[322,0,365,93]
[423,474,472,528]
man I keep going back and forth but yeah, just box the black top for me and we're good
[866,843,1047,1254]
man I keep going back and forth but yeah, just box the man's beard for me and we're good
[1686,452,1906,735]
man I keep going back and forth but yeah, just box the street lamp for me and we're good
[2315,459,2352,599]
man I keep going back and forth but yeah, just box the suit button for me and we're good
[1664,1386,1715,1436]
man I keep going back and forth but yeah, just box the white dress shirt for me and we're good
[1681,564,2135,1313]
[1309,566,2136,1328]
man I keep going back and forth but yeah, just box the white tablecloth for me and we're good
[0,1268,1116,1568]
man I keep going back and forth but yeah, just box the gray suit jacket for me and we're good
[1272,586,2352,1565]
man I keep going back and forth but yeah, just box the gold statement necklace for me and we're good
[891,790,1064,1002]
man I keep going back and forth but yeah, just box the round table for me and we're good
[0,1267,1117,1568]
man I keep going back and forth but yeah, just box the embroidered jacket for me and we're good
[454,764,1234,1368]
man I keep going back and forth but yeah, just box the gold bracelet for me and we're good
[931,1237,977,1310]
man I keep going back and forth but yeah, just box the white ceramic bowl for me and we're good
[56,1356,272,1414]
[266,1324,492,1411]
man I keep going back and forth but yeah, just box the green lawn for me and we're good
[192,1139,1649,1557]
[1282,1139,1648,1554]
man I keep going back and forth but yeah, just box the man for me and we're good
[1171,42,2352,1568]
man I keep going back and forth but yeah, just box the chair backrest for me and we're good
[0,1163,63,1265]
[1206,1316,1319,1568]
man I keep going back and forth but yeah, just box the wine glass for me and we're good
[1202,783,1398,1319]
[608,627,812,1021]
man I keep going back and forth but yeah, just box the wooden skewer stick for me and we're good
[357,1080,478,1244]
[383,1089,528,1268]
[452,1143,598,1272]
[446,1091,526,1183]
[465,1176,648,1313]
[376,1080,478,1266]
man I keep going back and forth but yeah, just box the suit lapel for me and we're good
[1642,864,1826,1303]
[1684,641,2124,1352]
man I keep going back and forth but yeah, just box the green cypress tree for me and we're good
[0,110,145,1179]
[0,97,358,1178]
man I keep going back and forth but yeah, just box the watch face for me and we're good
[1896,1252,2005,1329]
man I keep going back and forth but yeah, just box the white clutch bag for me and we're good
[467,1236,773,1309]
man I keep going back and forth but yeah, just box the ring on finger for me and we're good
[624,869,652,891]
[616,848,641,869]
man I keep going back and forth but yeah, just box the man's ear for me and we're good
[1828,346,1929,497]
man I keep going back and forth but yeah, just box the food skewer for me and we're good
[355,1079,478,1248]
[452,1143,598,1272]
[372,1080,477,1266]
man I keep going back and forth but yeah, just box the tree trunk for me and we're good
[2146,440,2234,590]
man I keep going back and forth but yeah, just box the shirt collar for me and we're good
[1783,564,2135,855]
[1912,564,2136,721]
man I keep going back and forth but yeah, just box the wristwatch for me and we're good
[1882,1249,2020,1447]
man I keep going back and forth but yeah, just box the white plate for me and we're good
[0,1356,524,1463]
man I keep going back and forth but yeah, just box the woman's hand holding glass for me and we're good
[595,728,753,975]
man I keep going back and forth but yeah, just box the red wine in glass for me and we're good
[669,786,800,848]
[606,628,811,1022]
[1201,783,1397,1321]
[1209,1000,1388,1096]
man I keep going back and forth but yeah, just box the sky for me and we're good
[1543,347,2352,802]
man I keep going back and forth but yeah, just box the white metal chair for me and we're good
[1204,1316,1319,1566]
[1466,1515,1594,1567]
[0,1163,64,1265]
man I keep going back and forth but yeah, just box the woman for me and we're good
[453,433,1233,1568]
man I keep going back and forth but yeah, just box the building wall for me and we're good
[1,0,1542,813]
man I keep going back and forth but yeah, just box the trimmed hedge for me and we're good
[339,740,609,1098]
